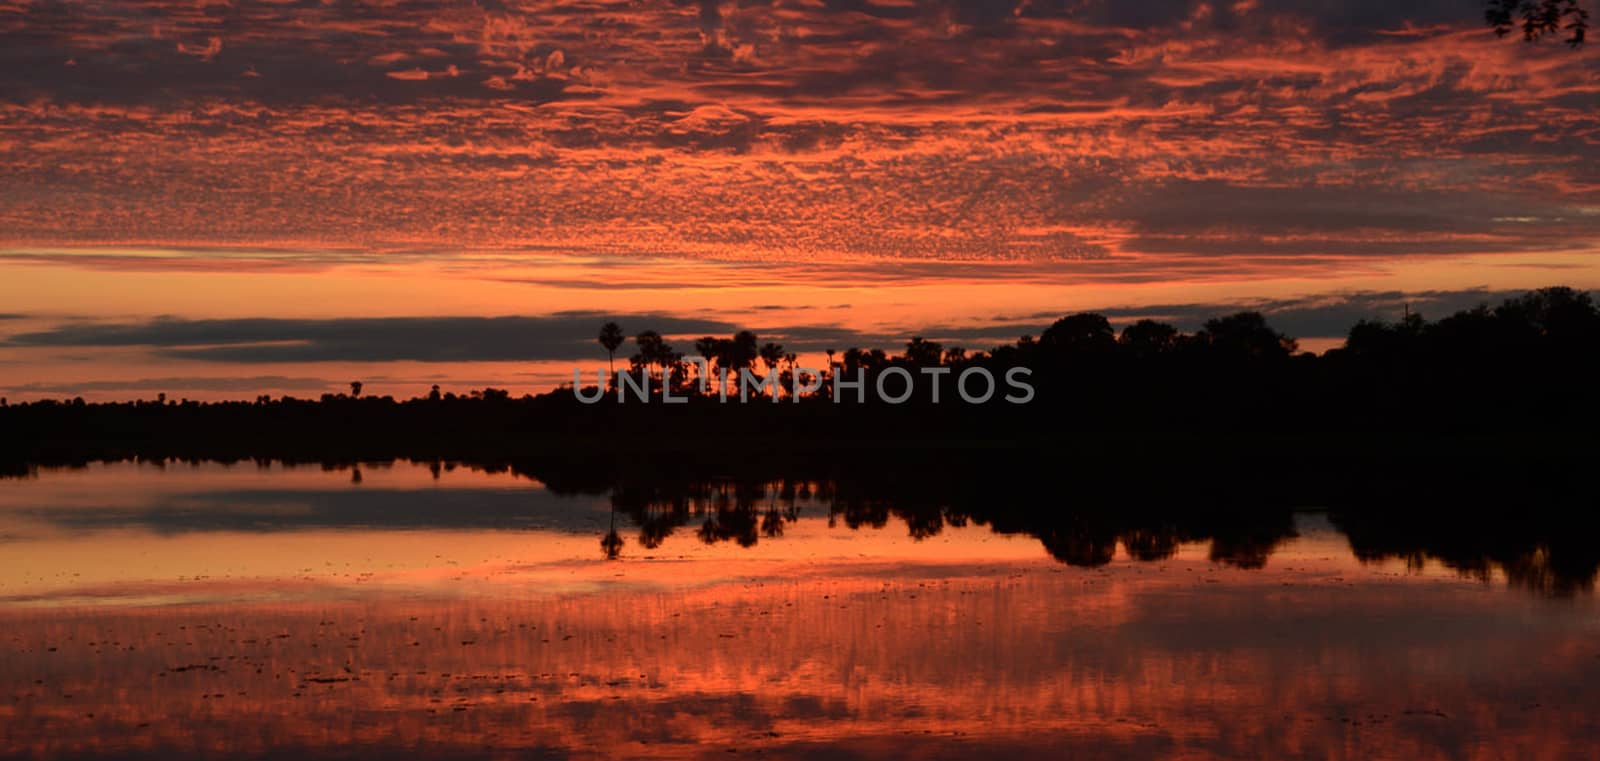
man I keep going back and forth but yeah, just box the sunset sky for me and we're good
[1,0,1597,399]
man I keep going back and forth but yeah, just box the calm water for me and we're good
[0,461,1596,760]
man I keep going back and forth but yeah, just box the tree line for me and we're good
[579,286,1597,405]
[0,286,1596,461]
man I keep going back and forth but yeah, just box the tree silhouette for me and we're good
[1197,312,1297,359]
[723,330,760,393]
[904,336,943,366]
[598,322,625,376]
[694,336,721,386]
[759,342,785,375]
[630,330,678,387]
[1040,313,1115,353]
[1345,312,1425,360]
[1119,319,1179,357]
[1486,0,1588,46]
[1495,286,1597,344]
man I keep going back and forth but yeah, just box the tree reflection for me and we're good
[601,503,624,559]
[582,463,1596,595]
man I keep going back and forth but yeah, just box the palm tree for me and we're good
[731,331,759,373]
[598,322,625,376]
[759,342,785,396]
[720,331,759,396]
[631,330,678,389]
[695,336,724,394]
[759,342,784,373]
[782,351,798,395]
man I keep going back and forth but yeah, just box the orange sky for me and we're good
[0,1,1596,399]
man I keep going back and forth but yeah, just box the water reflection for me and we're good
[1,461,1598,760]
[3,564,1598,760]
[2,459,1596,596]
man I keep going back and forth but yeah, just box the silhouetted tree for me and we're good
[1040,313,1116,353]
[1487,0,1588,46]
[904,336,943,366]
[599,322,625,376]
[728,330,760,390]
[695,336,723,386]
[631,330,678,386]
[759,342,785,377]
[1119,319,1179,357]
[1196,312,1297,359]
[1344,312,1425,360]
[1495,286,1598,345]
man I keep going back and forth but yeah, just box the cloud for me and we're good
[0,0,1593,268]
[0,376,337,394]
[2,287,1542,375]
[912,287,1539,345]
[0,313,1052,365]
[0,312,1088,365]
[19,487,611,533]
[6,314,742,363]
[1118,180,1580,236]
[1084,287,1521,337]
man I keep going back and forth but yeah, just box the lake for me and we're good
[1,460,1596,760]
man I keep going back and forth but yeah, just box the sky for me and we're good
[1,0,1597,400]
